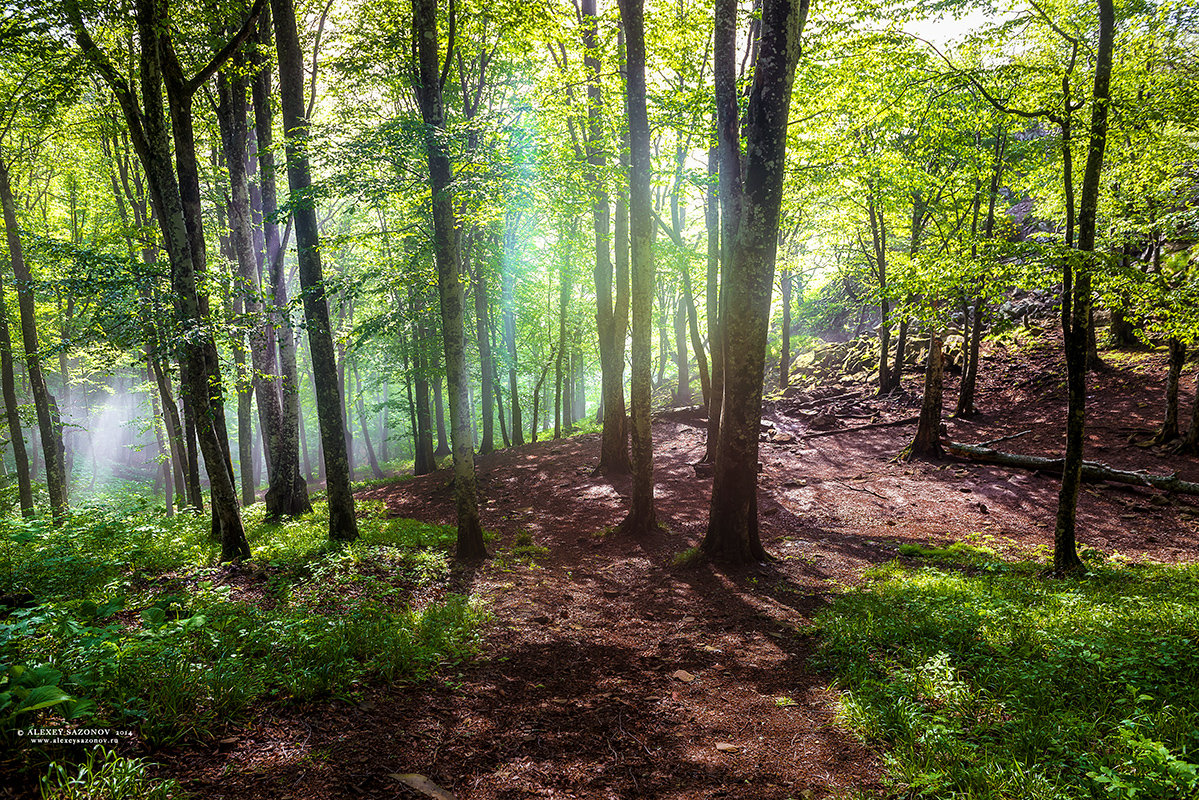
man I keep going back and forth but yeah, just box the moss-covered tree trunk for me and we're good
[413,0,486,560]
[271,0,357,541]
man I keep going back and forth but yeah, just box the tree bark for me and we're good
[902,332,944,459]
[69,0,251,559]
[674,290,690,405]
[779,267,791,389]
[413,0,486,560]
[272,0,357,540]
[1154,337,1184,443]
[703,0,807,562]
[0,156,67,521]
[1054,0,1115,575]
[473,263,495,455]
[704,142,723,463]
[501,212,524,446]
[250,15,310,516]
[0,268,32,516]
[411,290,436,474]
[617,0,658,535]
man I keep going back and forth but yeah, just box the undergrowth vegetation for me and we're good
[815,545,1199,799]
[1,495,487,775]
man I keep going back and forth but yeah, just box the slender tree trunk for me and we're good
[1155,337,1184,443]
[433,369,450,456]
[555,227,572,439]
[474,266,495,455]
[272,0,357,540]
[0,157,67,521]
[673,293,690,404]
[1054,0,1115,575]
[0,269,32,516]
[681,265,710,405]
[501,212,524,447]
[412,297,436,474]
[703,0,807,562]
[413,0,486,560]
[354,365,384,479]
[779,267,791,389]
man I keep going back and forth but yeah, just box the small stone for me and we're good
[715,742,739,752]
[672,669,697,683]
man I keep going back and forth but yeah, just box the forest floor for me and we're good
[159,328,1199,800]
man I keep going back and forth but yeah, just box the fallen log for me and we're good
[945,441,1199,496]
[802,416,920,439]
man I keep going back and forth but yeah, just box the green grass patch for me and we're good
[814,553,1199,799]
[1,497,487,755]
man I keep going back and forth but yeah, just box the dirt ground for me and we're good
[156,330,1199,800]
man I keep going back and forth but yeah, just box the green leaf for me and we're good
[16,684,70,713]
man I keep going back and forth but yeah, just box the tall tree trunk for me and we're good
[0,156,67,521]
[779,267,791,389]
[412,294,436,475]
[674,292,690,404]
[702,0,807,563]
[219,64,290,515]
[413,0,486,560]
[0,268,32,516]
[354,364,384,479]
[681,264,710,405]
[272,0,357,540]
[555,227,572,439]
[1054,0,1114,575]
[867,193,893,395]
[432,368,450,456]
[501,213,524,447]
[704,142,723,463]
[1154,337,1184,443]
[474,266,495,455]
[69,0,251,559]
[252,8,310,516]
[617,0,658,535]
[903,332,944,459]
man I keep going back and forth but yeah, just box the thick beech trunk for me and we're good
[272,0,357,540]
[413,0,486,560]
[617,0,657,535]
[903,333,944,459]
[703,0,806,562]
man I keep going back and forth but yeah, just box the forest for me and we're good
[1,0,1197,796]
